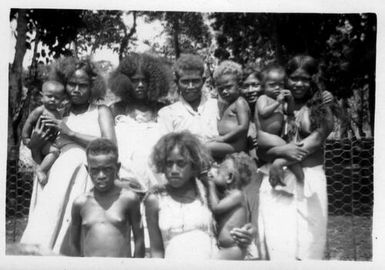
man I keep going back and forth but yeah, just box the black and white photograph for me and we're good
[2,0,384,268]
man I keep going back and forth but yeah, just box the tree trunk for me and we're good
[9,9,28,154]
[119,11,137,61]
[172,15,180,59]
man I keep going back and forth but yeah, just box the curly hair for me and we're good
[287,55,345,131]
[109,53,171,103]
[48,56,106,102]
[224,152,257,189]
[151,131,212,175]
[174,54,205,80]
[213,60,243,83]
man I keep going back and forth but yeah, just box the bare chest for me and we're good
[81,199,128,228]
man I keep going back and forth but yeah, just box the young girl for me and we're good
[144,131,254,259]
[256,64,304,187]
[207,61,250,160]
[207,152,256,260]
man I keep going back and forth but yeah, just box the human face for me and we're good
[86,153,120,193]
[264,69,285,99]
[131,71,148,100]
[66,69,91,105]
[177,70,204,105]
[211,159,235,188]
[216,74,240,103]
[287,69,312,100]
[241,74,262,104]
[165,146,195,189]
[42,84,65,111]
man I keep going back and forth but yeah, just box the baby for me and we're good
[256,64,304,183]
[207,152,254,260]
[70,138,145,257]
[21,80,68,185]
[207,61,250,160]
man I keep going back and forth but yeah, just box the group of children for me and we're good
[21,55,312,259]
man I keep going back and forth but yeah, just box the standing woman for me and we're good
[21,57,116,255]
[109,53,171,191]
[257,55,335,260]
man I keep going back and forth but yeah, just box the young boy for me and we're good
[21,80,68,185]
[70,138,145,257]
[256,64,304,183]
[207,60,250,160]
[207,152,255,260]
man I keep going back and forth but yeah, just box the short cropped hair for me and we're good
[86,138,118,160]
[151,131,211,174]
[225,152,257,189]
[42,80,65,94]
[174,54,205,79]
[261,63,286,85]
[49,56,106,102]
[213,60,243,83]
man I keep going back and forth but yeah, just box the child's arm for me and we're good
[70,196,85,256]
[128,192,145,258]
[257,94,283,119]
[207,181,243,215]
[217,97,250,143]
[21,107,44,147]
[144,194,165,258]
[281,90,295,116]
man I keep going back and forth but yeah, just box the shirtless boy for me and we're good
[70,138,145,257]
[207,60,250,160]
[207,152,254,260]
[22,80,68,185]
[256,64,304,183]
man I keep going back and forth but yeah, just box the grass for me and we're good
[6,215,372,260]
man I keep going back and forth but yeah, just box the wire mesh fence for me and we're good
[5,138,373,260]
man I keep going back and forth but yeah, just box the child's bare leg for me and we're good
[288,163,304,183]
[36,144,60,185]
[215,246,246,260]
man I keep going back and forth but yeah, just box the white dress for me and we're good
[156,189,217,259]
[21,104,101,254]
[258,106,328,260]
[114,111,165,191]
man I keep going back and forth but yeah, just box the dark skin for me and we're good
[29,69,116,163]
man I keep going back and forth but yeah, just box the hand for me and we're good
[230,223,256,248]
[41,115,73,137]
[281,89,293,100]
[279,142,308,161]
[29,117,54,149]
[276,92,285,104]
[269,162,285,187]
[322,91,334,105]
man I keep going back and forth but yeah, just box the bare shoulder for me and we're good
[29,105,45,119]
[97,104,113,114]
[235,96,250,111]
[120,188,141,206]
[228,189,244,203]
[73,193,89,208]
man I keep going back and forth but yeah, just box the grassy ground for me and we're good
[6,215,372,260]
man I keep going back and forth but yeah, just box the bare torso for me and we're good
[79,189,134,257]
[216,194,247,248]
[258,96,284,136]
[218,100,247,151]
